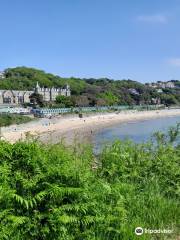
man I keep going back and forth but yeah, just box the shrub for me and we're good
[0,125,179,239]
[0,114,32,127]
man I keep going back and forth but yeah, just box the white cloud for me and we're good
[168,58,180,67]
[137,14,168,23]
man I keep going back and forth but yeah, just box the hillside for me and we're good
[0,67,180,106]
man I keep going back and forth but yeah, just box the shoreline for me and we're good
[2,109,180,144]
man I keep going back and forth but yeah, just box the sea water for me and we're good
[93,115,180,151]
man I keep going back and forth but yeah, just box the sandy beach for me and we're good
[2,108,180,144]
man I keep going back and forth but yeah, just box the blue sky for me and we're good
[0,0,180,82]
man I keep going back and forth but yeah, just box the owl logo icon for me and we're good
[135,227,143,236]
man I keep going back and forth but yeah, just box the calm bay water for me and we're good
[93,116,180,151]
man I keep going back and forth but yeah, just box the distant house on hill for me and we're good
[128,88,140,95]
[0,71,5,79]
[165,81,175,88]
[151,97,161,104]
[156,89,163,93]
[0,82,71,105]
[146,81,175,89]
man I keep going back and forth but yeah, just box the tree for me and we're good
[94,98,107,106]
[1,66,180,107]
[29,93,44,107]
[98,91,119,106]
[71,95,90,107]
[55,96,73,107]
[160,94,178,105]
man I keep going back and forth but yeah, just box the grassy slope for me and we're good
[0,114,32,127]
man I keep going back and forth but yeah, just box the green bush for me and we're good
[55,96,73,108]
[0,125,179,239]
[98,91,119,106]
[0,114,32,127]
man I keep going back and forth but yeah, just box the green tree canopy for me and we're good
[0,67,179,106]
[98,91,119,106]
[55,95,73,107]
[29,93,44,107]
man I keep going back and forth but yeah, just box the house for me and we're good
[0,71,5,79]
[146,81,175,89]
[165,82,175,88]
[0,82,71,105]
[35,82,71,101]
[128,88,140,95]
[156,89,163,93]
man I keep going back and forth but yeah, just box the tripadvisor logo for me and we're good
[135,226,173,236]
[135,227,144,236]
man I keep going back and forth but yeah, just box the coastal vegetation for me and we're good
[0,124,179,239]
[0,67,180,107]
[0,114,32,127]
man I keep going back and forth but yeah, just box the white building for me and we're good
[0,71,5,79]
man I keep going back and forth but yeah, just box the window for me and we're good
[3,97,11,104]
[18,96,24,103]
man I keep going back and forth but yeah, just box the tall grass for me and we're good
[0,124,179,239]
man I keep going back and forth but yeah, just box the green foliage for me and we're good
[98,91,119,106]
[0,67,86,96]
[29,92,44,107]
[160,93,178,105]
[55,96,73,108]
[0,114,32,127]
[71,95,90,107]
[0,125,179,239]
[1,66,180,106]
